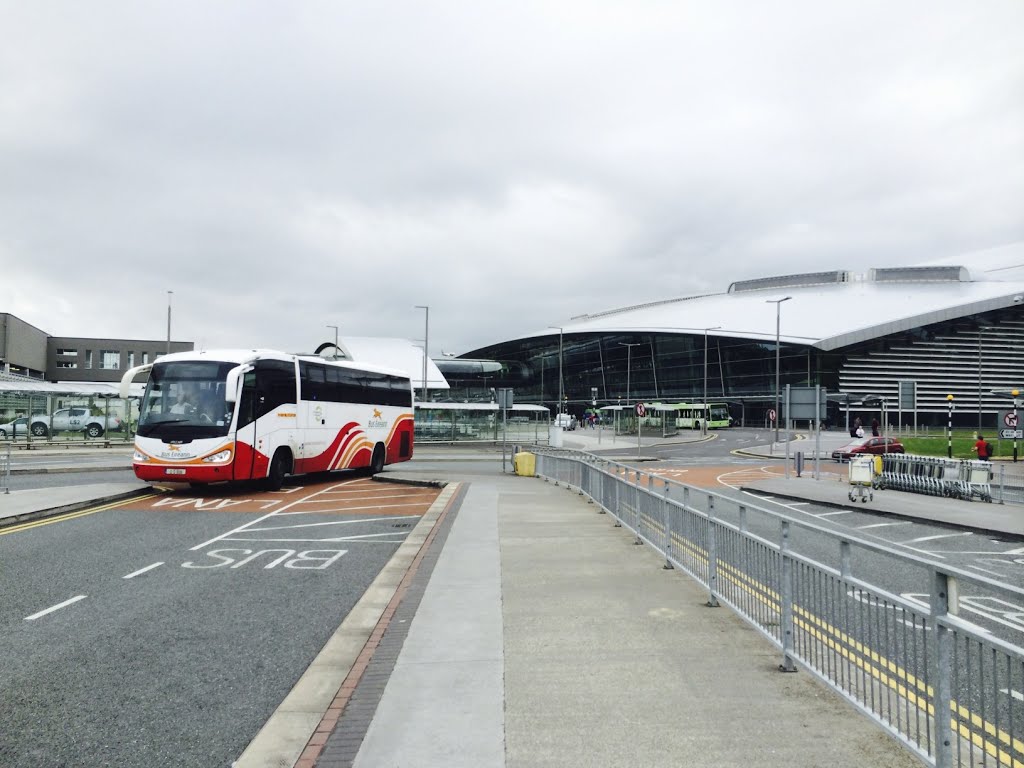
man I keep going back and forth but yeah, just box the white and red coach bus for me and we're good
[119,348,414,489]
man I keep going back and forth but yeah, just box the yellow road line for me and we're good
[0,494,157,535]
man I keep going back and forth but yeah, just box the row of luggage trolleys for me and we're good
[848,454,993,503]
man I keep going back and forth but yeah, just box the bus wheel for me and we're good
[369,444,385,476]
[265,450,290,491]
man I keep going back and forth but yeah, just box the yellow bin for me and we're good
[514,452,536,477]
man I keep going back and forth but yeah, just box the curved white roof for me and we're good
[518,242,1024,351]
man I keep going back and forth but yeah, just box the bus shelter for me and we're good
[0,380,142,444]
[414,402,551,444]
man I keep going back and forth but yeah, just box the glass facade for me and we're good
[445,308,1022,430]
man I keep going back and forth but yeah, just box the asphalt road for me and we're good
[0,477,438,768]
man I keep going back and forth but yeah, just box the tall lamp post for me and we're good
[702,326,722,436]
[414,305,429,402]
[326,324,338,350]
[977,326,995,432]
[548,326,564,414]
[614,342,638,411]
[766,297,792,443]
[166,290,173,355]
[947,394,954,458]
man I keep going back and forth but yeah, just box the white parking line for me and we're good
[904,532,974,544]
[25,595,87,621]
[1001,689,1024,702]
[857,522,912,530]
[123,562,164,579]
[817,510,853,517]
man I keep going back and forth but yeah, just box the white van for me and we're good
[554,413,576,431]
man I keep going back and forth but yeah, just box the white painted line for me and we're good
[1002,547,1024,555]
[249,515,421,532]
[857,522,913,530]
[123,562,164,580]
[25,595,87,621]
[1001,688,1024,702]
[817,510,853,517]
[968,564,1011,577]
[904,532,974,544]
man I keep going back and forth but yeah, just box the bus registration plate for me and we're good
[165,468,186,475]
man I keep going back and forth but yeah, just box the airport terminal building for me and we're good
[447,244,1024,430]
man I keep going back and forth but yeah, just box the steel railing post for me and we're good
[779,520,797,672]
[930,570,954,768]
[706,494,720,607]
[663,481,674,569]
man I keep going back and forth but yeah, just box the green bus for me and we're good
[673,402,733,430]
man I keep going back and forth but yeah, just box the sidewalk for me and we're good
[252,466,921,768]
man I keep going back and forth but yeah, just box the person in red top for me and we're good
[974,435,992,460]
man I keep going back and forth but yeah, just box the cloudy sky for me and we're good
[2,1,1022,357]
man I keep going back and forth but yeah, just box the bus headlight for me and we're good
[203,449,232,463]
[133,450,149,462]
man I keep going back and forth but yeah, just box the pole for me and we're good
[766,297,791,444]
[947,394,954,458]
[1014,391,1020,463]
[548,326,564,414]
[415,305,429,402]
[702,326,721,437]
[166,290,173,355]
[978,329,983,433]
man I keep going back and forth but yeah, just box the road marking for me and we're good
[249,514,420,533]
[817,510,853,517]
[25,595,87,621]
[123,562,164,579]
[0,494,158,536]
[969,564,1010,577]
[1000,689,1024,702]
[857,521,913,530]
[904,532,974,544]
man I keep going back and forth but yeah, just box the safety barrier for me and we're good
[0,441,10,493]
[528,446,1024,768]
[877,455,992,502]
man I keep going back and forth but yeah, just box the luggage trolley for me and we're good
[848,455,875,502]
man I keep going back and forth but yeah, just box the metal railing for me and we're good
[1,441,10,493]
[529,447,1024,768]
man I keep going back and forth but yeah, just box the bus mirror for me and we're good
[119,364,153,399]
[224,364,251,404]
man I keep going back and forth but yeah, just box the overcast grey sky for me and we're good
[2,1,1022,357]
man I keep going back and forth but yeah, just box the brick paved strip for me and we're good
[312,483,464,767]
[231,480,464,768]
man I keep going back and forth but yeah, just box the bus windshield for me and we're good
[137,361,236,439]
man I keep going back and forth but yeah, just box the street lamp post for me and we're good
[166,290,173,355]
[414,305,429,402]
[947,394,954,458]
[977,326,995,432]
[548,326,564,414]
[1014,390,1020,463]
[766,297,792,444]
[702,326,722,436]
[618,342,641,407]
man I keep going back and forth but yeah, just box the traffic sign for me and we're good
[1001,429,1024,440]
[768,408,776,423]
[635,402,646,417]
[1005,412,1019,428]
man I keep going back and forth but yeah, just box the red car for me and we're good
[832,436,905,462]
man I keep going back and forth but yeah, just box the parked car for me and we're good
[832,436,905,462]
[0,417,29,438]
[49,407,122,437]
[0,415,50,437]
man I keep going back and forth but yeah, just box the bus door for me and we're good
[235,371,260,481]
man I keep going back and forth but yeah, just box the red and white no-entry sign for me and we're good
[1006,412,1019,428]
[635,402,647,417]
[768,408,776,423]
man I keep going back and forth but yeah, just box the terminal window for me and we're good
[56,348,78,356]
[100,350,120,370]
